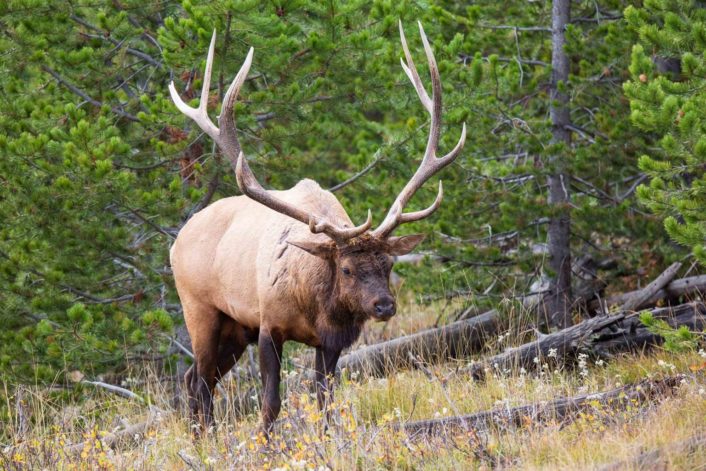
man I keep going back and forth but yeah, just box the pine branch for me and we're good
[69,14,162,68]
[41,66,140,122]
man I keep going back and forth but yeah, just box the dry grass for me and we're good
[2,300,706,470]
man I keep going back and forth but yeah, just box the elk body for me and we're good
[169,22,465,432]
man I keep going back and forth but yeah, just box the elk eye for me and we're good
[342,267,351,276]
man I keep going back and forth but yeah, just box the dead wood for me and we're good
[599,431,706,471]
[468,313,625,380]
[570,254,614,312]
[64,411,158,454]
[592,302,706,357]
[337,309,501,378]
[619,262,682,312]
[590,274,706,314]
[81,380,147,403]
[14,387,30,442]
[177,450,206,471]
[469,302,706,380]
[402,376,682,437]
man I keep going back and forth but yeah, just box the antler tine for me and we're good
[371,22,466,238]
[398,181,443,224]
[310,209,373,240]
[236,153,372,242]
[418,21,442,163]
[398,21,432,114]
[168,31,220,141]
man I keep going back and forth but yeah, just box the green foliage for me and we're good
[0,0,183,381]
[639,310,701,352]
[0,0,676,383]
[625,0,706,265]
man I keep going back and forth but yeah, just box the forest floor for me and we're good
[2,299,706,470]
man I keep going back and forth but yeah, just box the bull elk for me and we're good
[169,21,465,433]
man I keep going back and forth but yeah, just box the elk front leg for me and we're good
[314,347,341,413]
[258,330,283,433]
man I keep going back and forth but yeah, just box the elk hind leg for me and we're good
[215,317,259,382]
[183,302,222,432]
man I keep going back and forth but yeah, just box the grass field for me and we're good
[2,301,706,470]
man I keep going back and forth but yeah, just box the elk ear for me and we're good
[288,239,335,258]
[387,234,426,256]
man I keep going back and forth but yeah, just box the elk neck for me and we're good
[294,250,365,351]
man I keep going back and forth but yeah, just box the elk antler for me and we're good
[169,31,372,243]
[371,21,466,238]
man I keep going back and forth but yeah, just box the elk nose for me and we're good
[374,297,396,319]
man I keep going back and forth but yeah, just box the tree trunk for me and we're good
[544,0,573,328]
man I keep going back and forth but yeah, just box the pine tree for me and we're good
[625,0,706,265]
[0,1,184,381]
[0,0,671,383]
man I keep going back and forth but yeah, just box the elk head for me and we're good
[169,22,466,322]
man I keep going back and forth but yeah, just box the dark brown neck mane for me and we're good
[309,235,389,351]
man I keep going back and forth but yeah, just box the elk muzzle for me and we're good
[372,295,396,320]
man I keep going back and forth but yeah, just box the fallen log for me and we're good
[592,302,706,357]
[338,309,502,378]
[468,313,625,380]
[64,411,157,455]
[469,302,706,380]
[589,274,706,314]
[599,432,706,471]
[402,376,681,437]
[619,262,682,312]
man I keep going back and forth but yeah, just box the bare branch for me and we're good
[328,151,383,192]
[81,380,146,402]
[42,65,140,122]
[478,24,551,32]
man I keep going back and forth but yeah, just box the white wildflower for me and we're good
[578,353,589,377]
[548,348,558,358]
